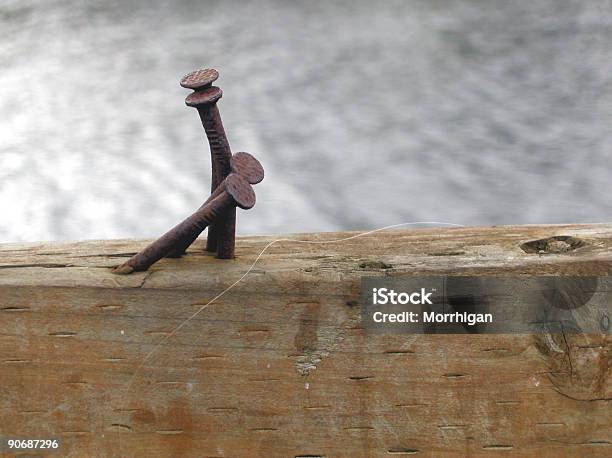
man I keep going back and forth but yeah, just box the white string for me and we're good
[124,221,464,391]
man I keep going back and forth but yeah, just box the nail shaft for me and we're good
[113,192,233,274]
[164,184,223,258]
[195,103,233,254]
[113,174,256,274]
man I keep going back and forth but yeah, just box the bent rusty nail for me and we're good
[166,152,264,258]
[112,174,256,275]
[181,69,233,255]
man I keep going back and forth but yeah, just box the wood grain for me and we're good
[1,224,611,457]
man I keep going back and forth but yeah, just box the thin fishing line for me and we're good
[123,221,464,392]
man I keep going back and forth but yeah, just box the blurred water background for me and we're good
[1,0,611,242]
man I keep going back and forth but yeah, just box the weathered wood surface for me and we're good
[0,224,611,457]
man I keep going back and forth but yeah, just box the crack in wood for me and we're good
[482,445,514,450]
[387,448,420,455]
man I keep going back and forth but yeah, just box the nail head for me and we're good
[230,152,265,184]
[225,173,256,210]
[185,86,223,107]
[180,68,219,89]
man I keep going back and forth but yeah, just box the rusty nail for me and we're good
[166,152,264,258]
[113,174,256,275]
[181,68,233,256]
[212,151,265,259]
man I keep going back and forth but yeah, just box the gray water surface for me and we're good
[1,0,611,242]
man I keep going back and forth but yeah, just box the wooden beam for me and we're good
[1,224,611,457]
